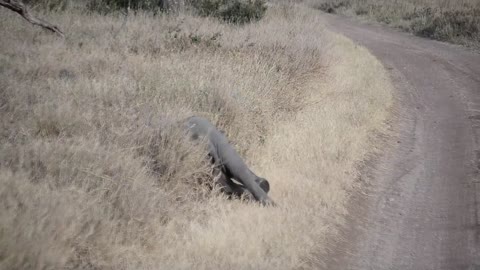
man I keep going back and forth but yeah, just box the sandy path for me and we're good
[324,14,480,270]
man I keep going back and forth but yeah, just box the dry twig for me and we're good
[0,0,64,37]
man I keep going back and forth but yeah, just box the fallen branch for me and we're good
[0,0,64,37]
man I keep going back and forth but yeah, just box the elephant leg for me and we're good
[213,167,233,194]
[228,179,255,201]
[213,167,255,201]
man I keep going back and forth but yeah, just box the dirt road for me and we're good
[324,15,480,270]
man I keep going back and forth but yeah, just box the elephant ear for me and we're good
[256,177,270,193]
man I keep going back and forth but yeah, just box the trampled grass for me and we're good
[0,3,392,269]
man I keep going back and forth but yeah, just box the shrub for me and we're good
[24,0,266,23]
[354,6,368,16]
[191,0,222,16]
[411,9,479,41]
[314,0,351,14]
[23,0,72,11]
[86,0,171,12]
[191,0,267,24]
[24,0,177,12]
[312,0,480,47]
[218,0,266,23]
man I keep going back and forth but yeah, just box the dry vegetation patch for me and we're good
[311,0,480,48]
[0,3,392,269]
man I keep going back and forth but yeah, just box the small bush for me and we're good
[354,6,368,16]
[312,0,480,47]
[25,0,177,12]
[191,0,222,16]
[314,0,351,14]
[25,0,266,22]
[23,0,72,11]
[411,9,479,41]
[87,0,171,12]
[219,0,266,23]
[191,0,267,24]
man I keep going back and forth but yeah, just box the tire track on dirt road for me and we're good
[324,14,480,270]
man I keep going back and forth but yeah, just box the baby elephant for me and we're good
[184,116,275,206]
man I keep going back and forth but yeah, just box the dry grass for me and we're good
[311,0,480,47]
[0,3,392,270]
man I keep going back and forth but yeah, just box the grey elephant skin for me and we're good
[184,116,275,206]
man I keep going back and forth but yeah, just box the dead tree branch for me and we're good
[0,0,64,37]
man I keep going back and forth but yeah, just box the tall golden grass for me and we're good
[0,3,392,269]
[311,0,480,47]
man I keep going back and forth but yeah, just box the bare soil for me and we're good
[324,14,480,270]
